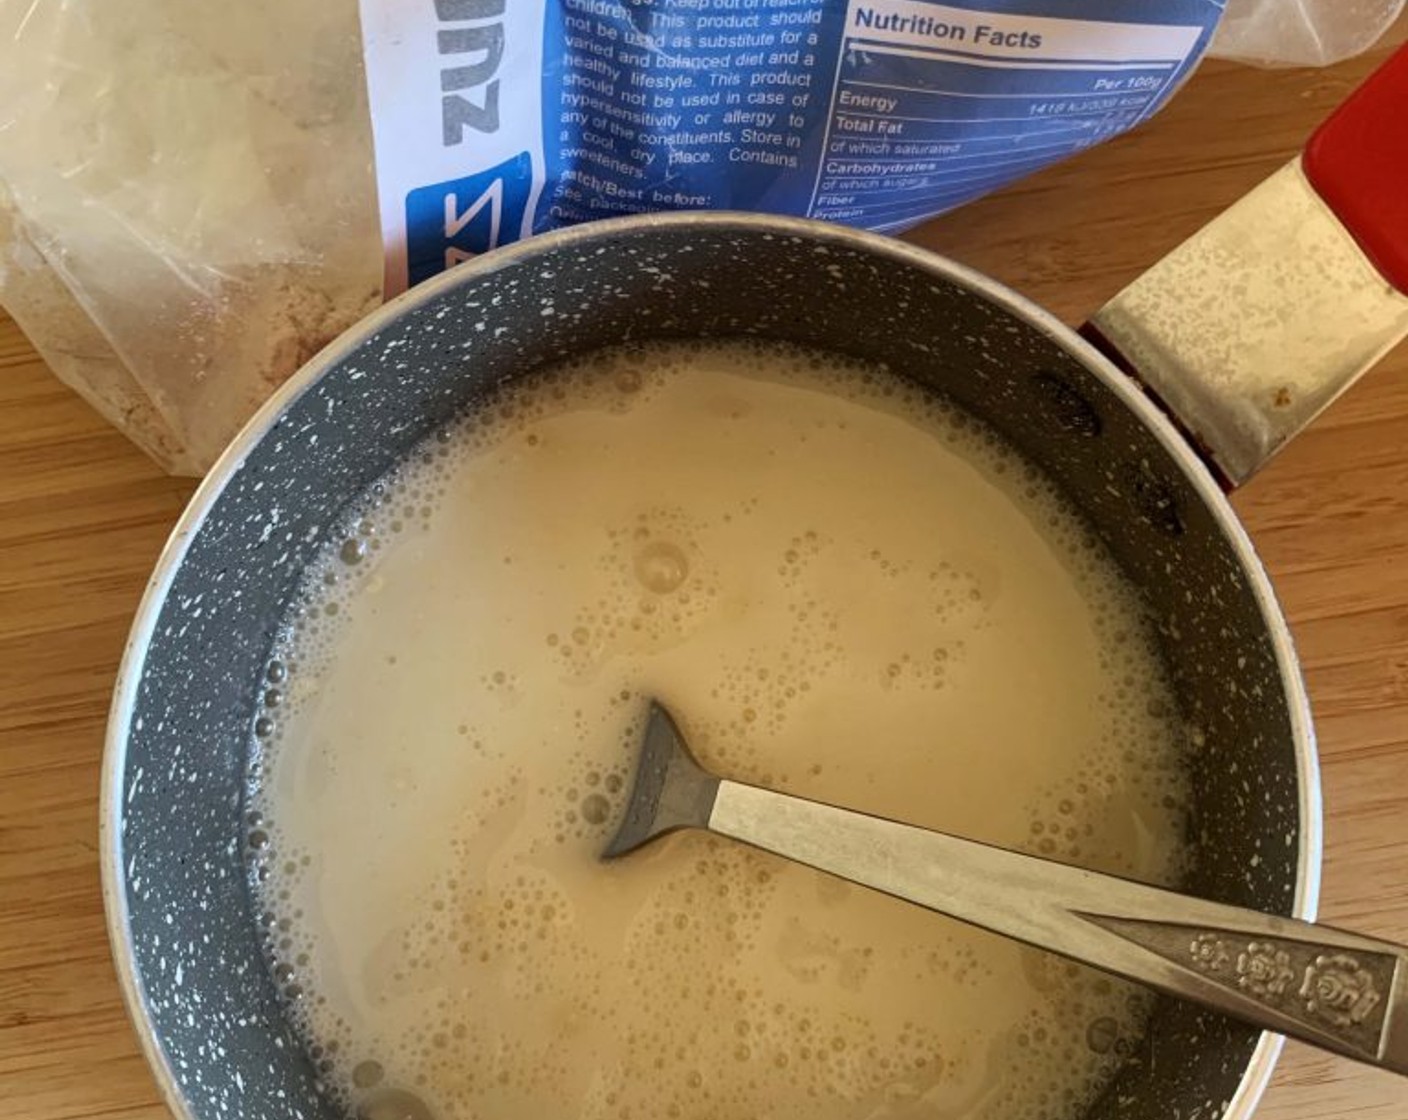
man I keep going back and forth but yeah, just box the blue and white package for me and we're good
[359,0,1226,295]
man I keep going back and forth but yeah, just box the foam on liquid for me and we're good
[246,339,1190,1120]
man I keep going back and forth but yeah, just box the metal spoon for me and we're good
[603,701,1408,1077]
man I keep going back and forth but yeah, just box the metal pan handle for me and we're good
[1086,46,1408,488]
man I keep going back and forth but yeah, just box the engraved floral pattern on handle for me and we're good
[1300,953,1383,1027]
[1189,932,1230,972]
[1236,942,1296,997]
[1076,913,1401,1068]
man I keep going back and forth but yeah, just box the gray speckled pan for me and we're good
[100,213,1317,1120]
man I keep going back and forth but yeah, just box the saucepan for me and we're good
[101,46,1408,1120]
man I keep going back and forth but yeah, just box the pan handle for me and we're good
[1085,45,1408,488]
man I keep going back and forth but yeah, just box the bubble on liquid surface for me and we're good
[341,537,369,565]
[634,540,689,594]
[356,1087,434,1120]
[353,1060,385,1089]
[1085,1016,1119,1055]
[580,792,612,825]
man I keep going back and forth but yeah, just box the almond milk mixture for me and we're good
[246,339,1190,1120]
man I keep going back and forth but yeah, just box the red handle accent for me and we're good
[1303,45,1408,294]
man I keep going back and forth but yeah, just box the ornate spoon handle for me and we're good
[605,702,1407,1076]
[708,780,1407,1076]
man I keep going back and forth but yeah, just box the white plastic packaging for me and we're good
[1210,0,1404,68]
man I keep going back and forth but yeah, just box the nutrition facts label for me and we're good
[810,0,1205,229]
[359,0,1219,293]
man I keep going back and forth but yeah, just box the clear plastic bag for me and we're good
[0,1,382,472]
[0,0,1399,475]
[1209,0,1404,68]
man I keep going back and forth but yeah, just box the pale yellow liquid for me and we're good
[250,340,1190,1120]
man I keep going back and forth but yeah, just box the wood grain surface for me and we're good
[3,25,1407,1120]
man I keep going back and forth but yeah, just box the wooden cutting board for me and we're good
[2,24,1406,1120]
